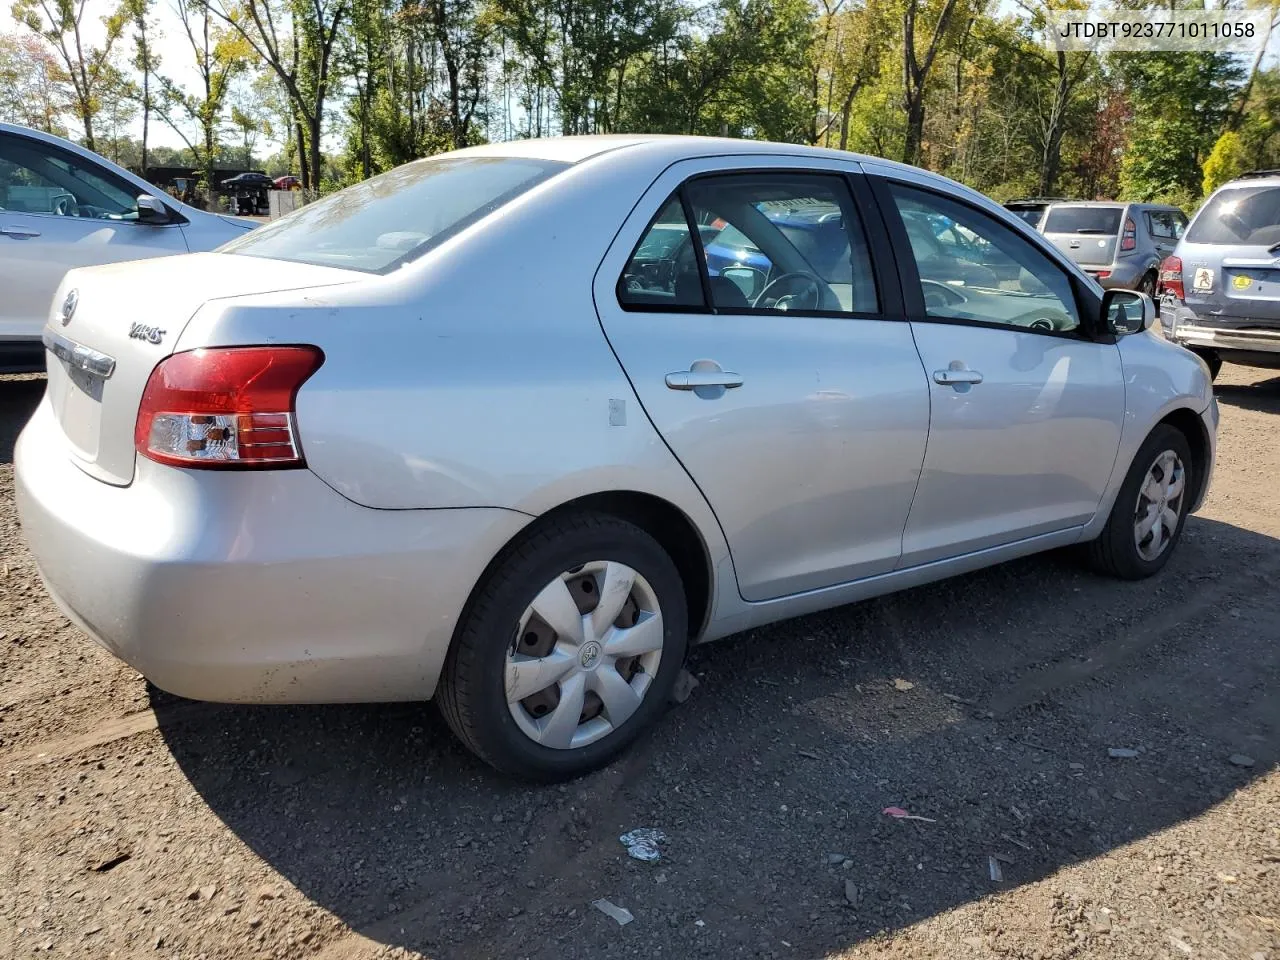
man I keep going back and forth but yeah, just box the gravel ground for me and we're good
[1,364,1277,960]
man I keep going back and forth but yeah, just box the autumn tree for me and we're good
[11,0,127,149]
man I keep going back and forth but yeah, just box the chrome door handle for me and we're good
[665,370,745,390]
[0,226,41,239]
[933,367,984,386]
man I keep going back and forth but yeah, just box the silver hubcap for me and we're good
[505,561,664,750]
[1133,449,1185,562]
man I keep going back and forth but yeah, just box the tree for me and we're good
[814,0,887,150]
[11,0,127,150]
[202,0,347,191]
[123,0,159,172]
[1118,52,1243,204]
[901,0,961,165]
[1202,131,1249,197]
[155,0,251,188]
[0,32,68,133]
[229,74,272,166]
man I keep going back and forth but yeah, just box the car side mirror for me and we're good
[136,194,170,225]
[1102,288,1155,336]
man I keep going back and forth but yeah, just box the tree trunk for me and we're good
[902,96,924,165]
[308,115,322,193]
[297,118,310,188]
[81,102,96,152]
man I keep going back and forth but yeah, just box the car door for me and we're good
[0,131,189,344]
[594,156,930,602]
[867,170,1126,567]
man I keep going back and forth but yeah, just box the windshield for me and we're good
[1042,207,1123,234]
[221,156,569,273]
[1185,185,1280,246]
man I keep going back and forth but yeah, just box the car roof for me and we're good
[1218,171,1280,189]
[452,133,996,210]
[1044,201,1125,209]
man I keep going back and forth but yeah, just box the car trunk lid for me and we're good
[1041,205,1125,268]
[43,252,359,486]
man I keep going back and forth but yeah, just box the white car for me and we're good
[0,121,255,371]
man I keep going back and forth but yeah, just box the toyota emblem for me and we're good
[59,289,78,326]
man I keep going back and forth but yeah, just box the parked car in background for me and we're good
[220,171,273,215]
[1159,170,1280,379]
[1003,197,1071,229]
[1039,201,1186,294]
[219,171,274,190]
[17,136,1216,780]
[274,175,301,190]
[0,121,256,372]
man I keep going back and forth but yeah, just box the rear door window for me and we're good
[1185,186,1280,246]
[1042,207,1124,234]
[1146,210,1184,240]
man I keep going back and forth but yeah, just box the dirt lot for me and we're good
[1,365,1277,960]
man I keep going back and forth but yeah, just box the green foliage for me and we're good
[1117,52,1243,203]
[1203,131,1249,198]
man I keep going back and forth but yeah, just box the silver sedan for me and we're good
[16,136,1217,780]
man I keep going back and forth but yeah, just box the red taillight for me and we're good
[1094,270,1112,279]
[1158,255,1184,301]
[1120,217,1136,251]
[134,346,324,469]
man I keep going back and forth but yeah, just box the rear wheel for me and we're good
[437,513,688,781]
[1137,271,1157,297]
[1086,424,1194,580]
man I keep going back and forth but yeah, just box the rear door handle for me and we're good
[933,367,984,386]
[0,226,41,239]
[665,370,744,390]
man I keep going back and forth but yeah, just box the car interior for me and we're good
[620,179,879,314]
[0,137,139,220]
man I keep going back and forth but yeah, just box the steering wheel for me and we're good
[52,194,79,217]
[754,270,824,310]
[920,279,967,310]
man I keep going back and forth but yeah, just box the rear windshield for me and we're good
[1042,207,1123,234]
[221,156,569,273]
[1007,206,1046,226]
[1185,185,1280,246]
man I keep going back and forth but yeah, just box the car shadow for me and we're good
[152,513,1279,959]
[0,375,46,464]
[1215,374,1280,414]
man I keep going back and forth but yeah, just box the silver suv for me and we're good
[1159,170,1280,379]
[1040,201,1187,294]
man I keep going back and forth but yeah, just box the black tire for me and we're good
[1086,423,1195,580]
[437,512,688,781]
[1138,271,1157,297]
[1189,348,1222,381]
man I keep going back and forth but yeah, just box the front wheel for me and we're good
[437,513,688,781]
[1086,424,1194,580]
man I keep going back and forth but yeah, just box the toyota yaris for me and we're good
[16,136,1217,780]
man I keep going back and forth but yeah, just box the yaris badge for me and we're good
[128,322,166,345]
[59,289,78,325]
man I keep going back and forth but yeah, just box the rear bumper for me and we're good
[1084,261,1145,289]
[15,398,530,703]
[1162,304,1280,355]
